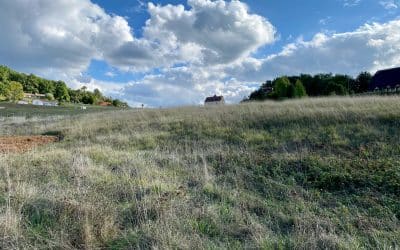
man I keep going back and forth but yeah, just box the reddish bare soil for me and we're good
[0,136,59,154]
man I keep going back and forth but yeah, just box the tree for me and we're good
[332,74,351,93]
[93,88,102,98]
[68,89,80,103]
[0,65,125,106]
[9,71,27,87]
[81,94,95,104]
[273,77,291,98]
[54,81,70,102]
[293,80,307,98]
[325,81,346,96]
[26,74,40,93]
[0,66,9,82]
[249,89,268,101]
[287,84,295,98]
[46,93,55,101]
[112,99,128,107]
[38,80,55,94]
[7,81,24,102]
[355,72,372,93]
[0,81,10,100]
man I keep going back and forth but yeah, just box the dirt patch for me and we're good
[0,136,60,154]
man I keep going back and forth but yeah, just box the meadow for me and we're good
[0,96,399,249]
[0,103,122,118]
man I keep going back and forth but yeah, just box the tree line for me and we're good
[0,65,127,107]
[245,72,372,101]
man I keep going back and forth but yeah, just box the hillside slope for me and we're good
[0,96,399,249]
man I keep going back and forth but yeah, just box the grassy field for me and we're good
[0,102,124,118]
[0,96,399,249]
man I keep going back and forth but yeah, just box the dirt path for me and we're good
[0,136,59,154]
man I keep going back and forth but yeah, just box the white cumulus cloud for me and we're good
[0,0,133,77]
[1,0,400,107]
[224,19,400,82]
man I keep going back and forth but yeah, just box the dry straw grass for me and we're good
[0,96,399,249]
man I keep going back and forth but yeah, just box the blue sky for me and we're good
[0,0,399,107]
[88,0,400,82]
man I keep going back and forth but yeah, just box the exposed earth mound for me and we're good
[0,136,59,153]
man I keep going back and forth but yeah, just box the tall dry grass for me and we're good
[0,96,399,249]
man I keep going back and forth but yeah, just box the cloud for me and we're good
[105,71,116,77]
[342,0,362,7]
[101,0,276,71]
[379,0,398,9]
[319,16,332,25]
[0,0,133,77]
[118,66,255,107]
[0,0,275,77]
[224,19,400,82]
[109,18,400,107]
[142,0,276,66]
[0,0,275,106]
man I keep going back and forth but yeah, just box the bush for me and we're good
[325,81,347,95]
[45,93,55,101]
[273,77,291,99]
[294,79,307,97]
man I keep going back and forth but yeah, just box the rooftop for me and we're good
[205,95,224,102]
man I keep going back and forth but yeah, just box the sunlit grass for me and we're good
[0,96,399,249]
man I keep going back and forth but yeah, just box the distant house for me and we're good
[261,80,274,94]
[98,101,112,107]
[32,99,44,106]
[32,99,57,106]
[204,95,225,105]
[17,100,29,105]
[43,101,58,107]
[24,93,46,99]
[370,67,400,91]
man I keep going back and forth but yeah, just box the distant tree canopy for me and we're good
[0,65,128,107]
[274,77,291,98]
[293,80,307,98]
[245,72,372,102]
[7,81,24,102]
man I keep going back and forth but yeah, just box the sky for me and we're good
[0,0,399,107]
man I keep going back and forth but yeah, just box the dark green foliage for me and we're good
[7,81,24,101]
[45,93,55,101]
[25,74,39,93]
[0,81,10,100]
[355,71,372,93]
[112,99,128,107]
[248,81,274,101]
[54,81,70,102]
[0,65,10,82]
[273,77,291,99]
[81,93,95,104]
[38,79,55,94]
[325,81,347,95]
[287,83,295,98]
[247,72,372,101]
[293,79,307,97]
[0,65,127,106]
